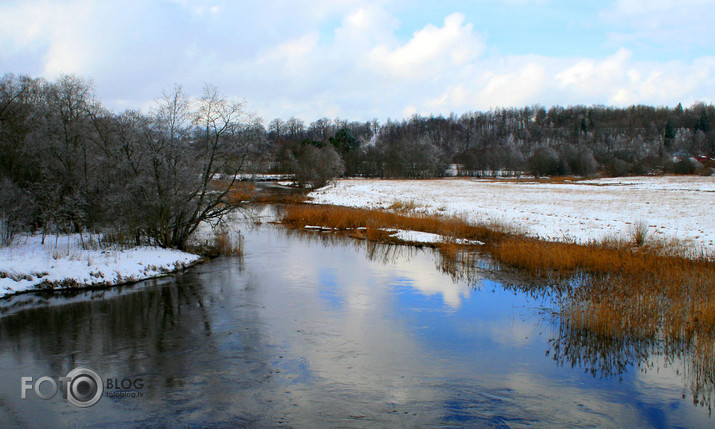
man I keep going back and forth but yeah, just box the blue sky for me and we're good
[1,0,713,122]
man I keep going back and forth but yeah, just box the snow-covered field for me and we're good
[0,234,201,299]
[310,176,715,256]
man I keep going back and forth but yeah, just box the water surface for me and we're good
[0,222,711,427]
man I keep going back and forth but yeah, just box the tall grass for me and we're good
[630,220,649,246]
[188,226,245,257]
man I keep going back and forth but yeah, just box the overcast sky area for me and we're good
[1,0,714,122]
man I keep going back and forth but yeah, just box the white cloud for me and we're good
[555,48,715,106]
[556,48,632,97]
[478,62,548,108]
[0,1,90,72]
[369,13,485,79]
[334,6,399,51]
[271,33,320,62]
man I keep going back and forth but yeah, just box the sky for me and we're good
[1,0,714,122]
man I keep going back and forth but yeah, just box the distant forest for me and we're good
[1,73,713,247]
[267,100,714,179]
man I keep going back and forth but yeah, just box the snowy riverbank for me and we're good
[0,234,201,299]
[309,176,715,256]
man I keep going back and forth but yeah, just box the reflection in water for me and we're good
[0,223,712,427]
[436,236,715,416]
[550,303,715,414]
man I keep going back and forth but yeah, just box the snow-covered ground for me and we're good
[310,176,715,256]
[0,234,201,299]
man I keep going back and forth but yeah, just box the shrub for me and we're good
[529,147,561,177]
[630,221,649,247]
[293,144,345,188]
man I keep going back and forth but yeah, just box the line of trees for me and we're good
[0,73,264,248]
[2,72,714,247]
[266,104,714,179]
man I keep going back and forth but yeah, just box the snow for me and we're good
[304,225,333,231]
[0,234,201,299]
[221,173,294,181]
[310,177,715,256]
[391,230,443,244]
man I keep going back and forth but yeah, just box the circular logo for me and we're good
[65,368,103,408]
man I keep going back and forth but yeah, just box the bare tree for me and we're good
[135,84,249,249]
[268,118,285,138]
[309,117,333,142]
[285,117,305,139]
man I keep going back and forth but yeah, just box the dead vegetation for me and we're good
[187,225,245,258]
[280,204,504,243]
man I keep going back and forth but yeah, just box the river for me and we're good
[0,212,711,427]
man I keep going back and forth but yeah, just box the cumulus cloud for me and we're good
[369,13,485,79]
[555,49,715,106]
[556,48,633,98]
[478,62,548,108]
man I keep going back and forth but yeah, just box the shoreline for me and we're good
[0,233,204,300]
[0,257,205,301]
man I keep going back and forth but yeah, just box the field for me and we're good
[309,176,715,257]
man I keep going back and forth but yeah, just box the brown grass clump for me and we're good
[388,199,421,212]
[630,220,649,247]
[188,228,245,258]
[559,261,715,409]
[488,236,709,277]
[211,230,244,256]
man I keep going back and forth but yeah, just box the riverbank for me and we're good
[0,234,202,299]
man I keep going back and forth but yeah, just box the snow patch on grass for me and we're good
[0,234,201,298]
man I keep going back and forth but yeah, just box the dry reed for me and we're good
[281,204,503,243]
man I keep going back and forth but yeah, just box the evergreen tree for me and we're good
[696,109,710,133]
[329,128,359,153]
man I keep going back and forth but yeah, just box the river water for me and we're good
[0,216,712,427]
